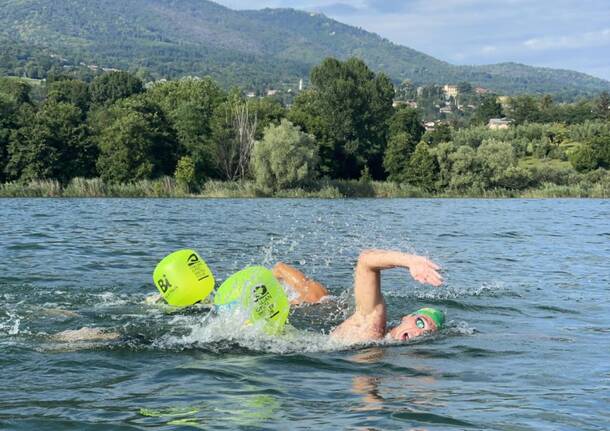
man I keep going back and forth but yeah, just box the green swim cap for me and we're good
[413,307,445,329]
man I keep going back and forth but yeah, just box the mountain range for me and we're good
[1,0,608,98]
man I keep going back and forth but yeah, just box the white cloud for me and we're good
[524,28,610,50]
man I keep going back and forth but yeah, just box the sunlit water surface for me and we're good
[1,198,609,430]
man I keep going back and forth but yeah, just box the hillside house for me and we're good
[424,121,438,131]
[443,84,459,98]
[488,118,512,129]
[497,96,511,107]
[393,100,417,108]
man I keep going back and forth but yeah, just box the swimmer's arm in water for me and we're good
[272,262,329,305]
[52,327,121,342]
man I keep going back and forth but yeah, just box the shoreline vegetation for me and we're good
[1,176,608,198]
[1,58,609,198]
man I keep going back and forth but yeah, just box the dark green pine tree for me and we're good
[383,132,415,182]
[473,94,503,125]
[404,141,438,191]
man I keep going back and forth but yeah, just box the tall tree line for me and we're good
[1,58,609,192]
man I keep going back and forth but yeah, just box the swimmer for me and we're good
[273,249,444,344]
[54,249,444,344]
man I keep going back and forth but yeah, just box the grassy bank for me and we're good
[1,176,609,198]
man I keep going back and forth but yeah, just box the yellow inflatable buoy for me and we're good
[214,266,289,334]
[153,249,215,307]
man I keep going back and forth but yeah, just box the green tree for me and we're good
[404,141,438,191]
[250,97,286,139]
[570,144,599,172]
[6,101,94,182]
[432,141,457,190]
[251,119,317,190]
[570,135,610,172]
[174,155,196,192]
[47,79,90,114]
[457,82,473,94]
[0,77,31,104]
[498,166,533,190]
[383,132,415,182]
[507,95,542,125]
[477,139,516,188]
[288,57,394,179]
[594,91,610,120]
[590,135,610,168]
[395,80,416,101]
[96,97,178,183]
[473,94,503,125]
[388,107,425,142]
[422,123,452,146]
[540,94,554,110]
[0,93,19,181]
[89,71,144,106]
[544,122,568,146]
[449,146,482,191]
[147,78,225,180]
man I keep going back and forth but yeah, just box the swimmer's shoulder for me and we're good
[331,309,386,344]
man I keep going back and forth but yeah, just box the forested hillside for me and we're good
[1,0,609,98]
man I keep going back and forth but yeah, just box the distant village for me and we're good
[49,55,512,131]
[249,80,512,130]
[392,84,512,131]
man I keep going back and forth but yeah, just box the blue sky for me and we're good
[214,0,610,81]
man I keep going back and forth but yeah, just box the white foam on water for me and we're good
[0,309,30,336]
[446,320,477,336]
[8,316,20,335]
[150,304,472,354]
[383,281,510,300]
[153,308,350,354]
[92,291,131,306]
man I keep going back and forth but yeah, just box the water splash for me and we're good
[152,308,346,354]
[384,281,513,301]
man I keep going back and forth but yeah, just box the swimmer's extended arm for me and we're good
[355,250,443,316]
[273,262,329,304]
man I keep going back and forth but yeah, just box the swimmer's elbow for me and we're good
[357,249,379,270]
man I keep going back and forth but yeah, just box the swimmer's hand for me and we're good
[407,256,443,286]
[144,293,162,305]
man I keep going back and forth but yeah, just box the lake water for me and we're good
[1,198,609,430]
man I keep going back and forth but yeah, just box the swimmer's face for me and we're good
[388,314,438,341]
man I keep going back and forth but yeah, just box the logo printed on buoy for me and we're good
[187,253,199,265]
[187,253,210,281]
[153,249,216,307]
[253,284,279,319]
[157,274,172,293]
[213,266,289,334]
